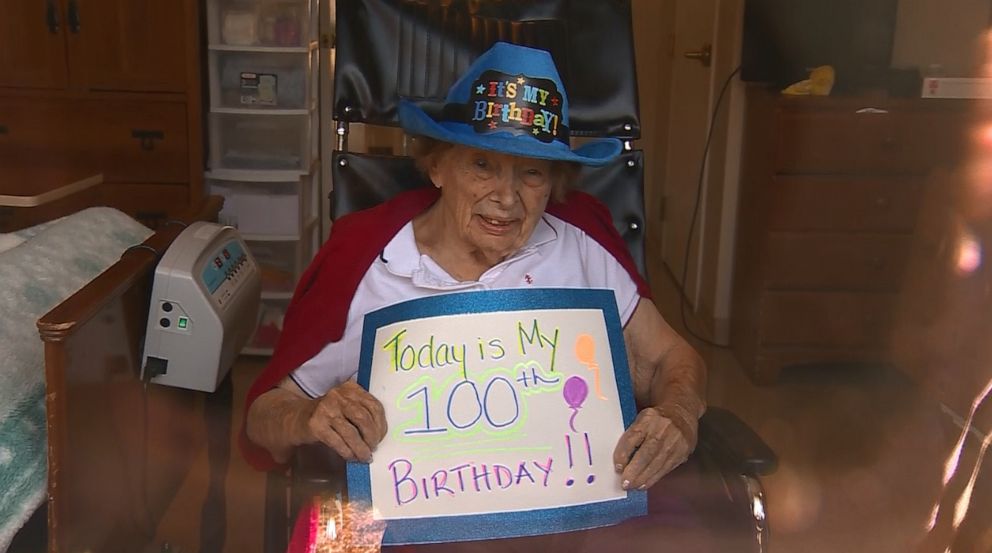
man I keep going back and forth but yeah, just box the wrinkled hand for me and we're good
[613,407,695,491]
[306,381,387,463]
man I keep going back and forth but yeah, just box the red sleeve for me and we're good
[547,191,653,300]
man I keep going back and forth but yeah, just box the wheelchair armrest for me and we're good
[262,446,346,553]
[697,406,778,476]
[292,443,347,498]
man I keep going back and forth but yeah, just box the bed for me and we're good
[1,177,222,553]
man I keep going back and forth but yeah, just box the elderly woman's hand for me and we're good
[305,380,388,463]
[617,298,706,491]
[612,406,696,490]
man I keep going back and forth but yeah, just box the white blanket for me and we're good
[0,208,152,552]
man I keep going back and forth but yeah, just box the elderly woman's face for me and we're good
[430,145,553,263]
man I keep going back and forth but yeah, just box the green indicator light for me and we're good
[178,317,188,329]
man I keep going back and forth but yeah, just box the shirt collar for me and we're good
[379,216,559,285]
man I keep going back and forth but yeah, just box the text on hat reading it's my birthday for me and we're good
[472,76,561,137]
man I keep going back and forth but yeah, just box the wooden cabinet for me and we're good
[0,97,74,166]
[77,98,191,182]
[0,0,203,227]
[70,0,188,92]
[730,87,970,383]
[0,0,69,89]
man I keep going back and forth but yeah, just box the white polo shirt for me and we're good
[290,213,641,397]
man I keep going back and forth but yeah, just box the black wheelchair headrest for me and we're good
[334,0,641,139]
[330,150,646,277]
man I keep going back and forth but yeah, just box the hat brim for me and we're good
[398,100,622,167]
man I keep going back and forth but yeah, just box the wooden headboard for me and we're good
[36,196,223,553]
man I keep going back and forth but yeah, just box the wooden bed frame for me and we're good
[24,196,223,553]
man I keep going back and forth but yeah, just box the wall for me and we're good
[892,0,991,76]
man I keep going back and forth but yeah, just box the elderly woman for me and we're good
[242,42,706,548]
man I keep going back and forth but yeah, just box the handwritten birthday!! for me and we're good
[376,318,613,509]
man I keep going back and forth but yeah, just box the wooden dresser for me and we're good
[0,0,204,228]
[730,86,970,383]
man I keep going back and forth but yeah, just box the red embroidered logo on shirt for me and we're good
[524,274,534,284]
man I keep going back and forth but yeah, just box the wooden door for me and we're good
[659,0,718,300]
[0,0,69,89]
[67,0,187,92]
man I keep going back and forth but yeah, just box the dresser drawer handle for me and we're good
[874,197,891,209]
[0,124,7,135]
[855,107,889,115]
[131,129,165,151]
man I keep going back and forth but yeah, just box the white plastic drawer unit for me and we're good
[209,109,317,171]
[207,0,319,48]
[209,48,317,110]
[209,169,319,236]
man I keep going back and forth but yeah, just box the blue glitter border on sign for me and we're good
[347,288,646,545]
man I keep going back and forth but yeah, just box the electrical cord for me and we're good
[162,219,190,229]
[677,65,742,348]
[121,243,162,260]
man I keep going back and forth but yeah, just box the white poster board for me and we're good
[346,288,646,544]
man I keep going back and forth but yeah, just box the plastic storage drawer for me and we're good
[210,48,317,110]
[209,110,317,171]
[247,240,300,293]
[208,0,319,48]
[209,169,318,236]
[245,225,316,293]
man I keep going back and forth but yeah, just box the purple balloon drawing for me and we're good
[563,375,589,432]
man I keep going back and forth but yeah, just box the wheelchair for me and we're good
[262,2,777,551]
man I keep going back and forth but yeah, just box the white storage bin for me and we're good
[210,49,317,110]
[209,111,316,171]
[210,170,317,236]
[208,0,318,48]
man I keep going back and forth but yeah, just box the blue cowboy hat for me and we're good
[398,42,622,166]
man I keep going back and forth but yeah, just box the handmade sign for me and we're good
[346,288,646,545]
